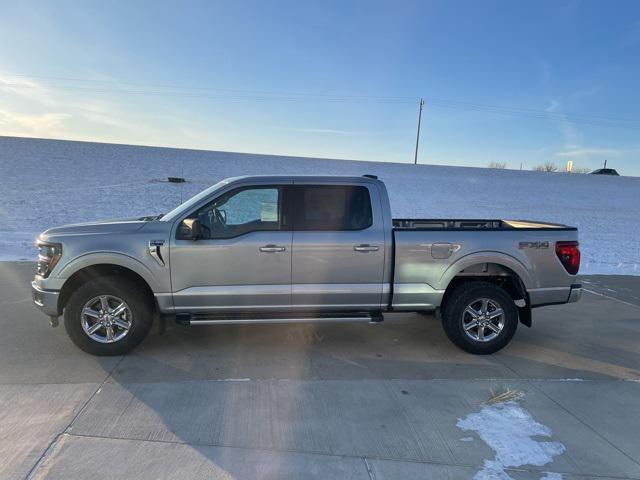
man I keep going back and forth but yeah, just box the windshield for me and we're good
[160,180,228,222]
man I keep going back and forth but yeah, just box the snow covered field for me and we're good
[1,136,638,274]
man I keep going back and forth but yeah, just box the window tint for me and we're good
[192,186,282,238]
[294,185,372,231]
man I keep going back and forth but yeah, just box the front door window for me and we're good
[194,186,282,239]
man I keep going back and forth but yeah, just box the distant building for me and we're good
[590,168,620,176]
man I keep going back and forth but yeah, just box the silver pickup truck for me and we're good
[32,175,581,356]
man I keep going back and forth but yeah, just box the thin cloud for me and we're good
[620,21,640,48]
[545,98,582,151]
[0,108,69,137]
[571,86,600,100]
[0,73,178,144]
[295,128,366,136]
[536,57,552,82]
[556,148,621,158]
[545,99,560,113]
[0,74,53,104]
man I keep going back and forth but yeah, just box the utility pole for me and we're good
[413,97,425,165]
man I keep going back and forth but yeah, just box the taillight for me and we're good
[555,241,580,275]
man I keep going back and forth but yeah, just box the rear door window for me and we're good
[293,185,372,231]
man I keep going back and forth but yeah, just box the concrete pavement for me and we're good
[1,261,639,479]
[581,275,640,308]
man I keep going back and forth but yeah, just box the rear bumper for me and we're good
[567,283,582,303]
[529,283,581,307]
[31,281,61,317]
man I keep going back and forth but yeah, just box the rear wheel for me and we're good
[441,281,518,354]
[64,276,154,355]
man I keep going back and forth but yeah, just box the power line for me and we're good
[0,81,416,104]
[425,98,640,128]
[1,71,640,130]
[420,98,640,130]
[0,71,417,102]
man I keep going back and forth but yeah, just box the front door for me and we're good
[170,184,292,311]
[291,182,386,309]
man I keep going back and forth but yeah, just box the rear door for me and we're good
[291,181,386,309]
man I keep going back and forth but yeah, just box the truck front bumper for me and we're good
[567,283,582,303]
[31,281,61,318]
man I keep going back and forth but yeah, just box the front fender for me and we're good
[52,252,162,292]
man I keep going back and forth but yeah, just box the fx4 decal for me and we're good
[519,241,549,249]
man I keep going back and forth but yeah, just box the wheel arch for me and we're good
[439,252,533,290]
[59,252,160,287]
[58,262,157,314]
[439,253,532,327]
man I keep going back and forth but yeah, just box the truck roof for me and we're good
[222,174,383,184]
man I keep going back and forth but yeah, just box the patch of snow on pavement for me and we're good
[457,401,565,480]
[540,473,564,480]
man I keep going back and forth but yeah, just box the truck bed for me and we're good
[392,218,577,231]
[390,217,579,310]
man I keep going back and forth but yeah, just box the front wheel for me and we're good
[441,281,518,354]
[64,276,154,355]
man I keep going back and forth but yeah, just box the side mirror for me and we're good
[178,218,202,240]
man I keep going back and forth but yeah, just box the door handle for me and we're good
[354,244,379,252]
[259,245,286,253]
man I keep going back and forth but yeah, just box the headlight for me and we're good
[36,242,62,278]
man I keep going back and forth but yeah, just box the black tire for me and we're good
[441,281,518,354]
[63,276,154,355]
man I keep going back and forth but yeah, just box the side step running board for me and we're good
[175,311,384,326]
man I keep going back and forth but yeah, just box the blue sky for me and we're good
[1,0,639,174]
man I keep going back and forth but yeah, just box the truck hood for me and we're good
[40,218,148,240]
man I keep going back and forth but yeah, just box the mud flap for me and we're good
[518,305,532,327]
[157,313,167,335]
